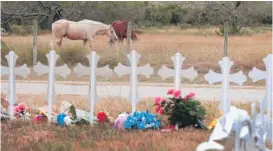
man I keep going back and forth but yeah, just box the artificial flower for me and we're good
[155,105,160,113]
[117,111,161,130]
[167,89,174,95]
[33,115,47,123]
[154,97,162,105]
[208,119,218,130]
[57,113,67,126]
[97,111,108,123]
[158,107,164,115]
[173,90,181,98]
[183,92,195,101]
[64,116,72,125]
[14,103,28,114]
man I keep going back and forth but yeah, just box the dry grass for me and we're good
[1,94,263,151]
[1,28,272,86]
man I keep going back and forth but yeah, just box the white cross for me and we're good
[114,50,154,112]
[158,52,198,91]
[205,57,247,115]
[73,51,113,121]
[1,51,30,120]
[33,50,71,123]
[248,54,272,120]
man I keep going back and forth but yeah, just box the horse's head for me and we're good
[131,31,141,41]
[106,25,118,43]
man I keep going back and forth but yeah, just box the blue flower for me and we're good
[123,111,162,130]
[153,121,161,129]
[57,113,67,126]
[123,120,132,129]
[133,111,142,121]
[137,121,146,130]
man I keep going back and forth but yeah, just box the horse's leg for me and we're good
[83,39,87,47]
[55,37,63,47]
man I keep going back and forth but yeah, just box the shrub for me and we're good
[10,24,32,36]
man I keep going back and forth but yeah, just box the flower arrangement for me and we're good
[154,89,207,130]
[114,111,161,131]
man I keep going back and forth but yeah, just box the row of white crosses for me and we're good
[1,50,272,124]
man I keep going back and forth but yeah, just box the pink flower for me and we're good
[167,89,174,95]
[188,92,195,98]
[158,107,164,115]
[173,90,181,98]
[14,103,28,114]
[155,105,160,113]
[183,92,195,101]
[154,97,162,105]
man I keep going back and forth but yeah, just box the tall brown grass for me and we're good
[1,31,271,85]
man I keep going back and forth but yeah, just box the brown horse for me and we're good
[109,20,140,44]
[51,19,118,51]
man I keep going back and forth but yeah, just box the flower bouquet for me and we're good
[154,89,207,130]
[114,111,161,131]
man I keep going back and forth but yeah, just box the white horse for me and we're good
[51,19,118,51]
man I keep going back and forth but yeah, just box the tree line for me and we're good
[1,1,272,35]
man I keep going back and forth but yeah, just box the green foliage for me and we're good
[10,24,32,36]
[216,21,243,36]
[156,92,207,129]
[2,1,272,35]
[168,99,206,129]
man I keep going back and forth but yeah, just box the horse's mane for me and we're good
[78,19,108,27]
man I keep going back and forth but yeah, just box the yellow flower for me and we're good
[208,119,218,130]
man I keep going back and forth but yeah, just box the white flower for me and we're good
[64,116,72,125]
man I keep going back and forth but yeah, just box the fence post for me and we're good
[223,22,228,57]
[33,19,38,66]
[126,21,132,66]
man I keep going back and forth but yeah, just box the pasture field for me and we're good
[1,26,272,86]
[3,94,271,151]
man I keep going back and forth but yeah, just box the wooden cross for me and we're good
[205,57,247,115]
[248,54,272,120]
[33,50,70,123]
[158,52,198,91]
[114,50,154,112]
[1,51,30,120]
[73,51,113,121]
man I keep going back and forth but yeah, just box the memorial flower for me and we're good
[154,88,207,130]
[114,111,161,131]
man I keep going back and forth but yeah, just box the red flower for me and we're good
[168,124,175,130]
[158,107,164,115]
[97,112,108,123]
[167,89,174,95]
[154,97,162,105]
[173,90,181,98]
